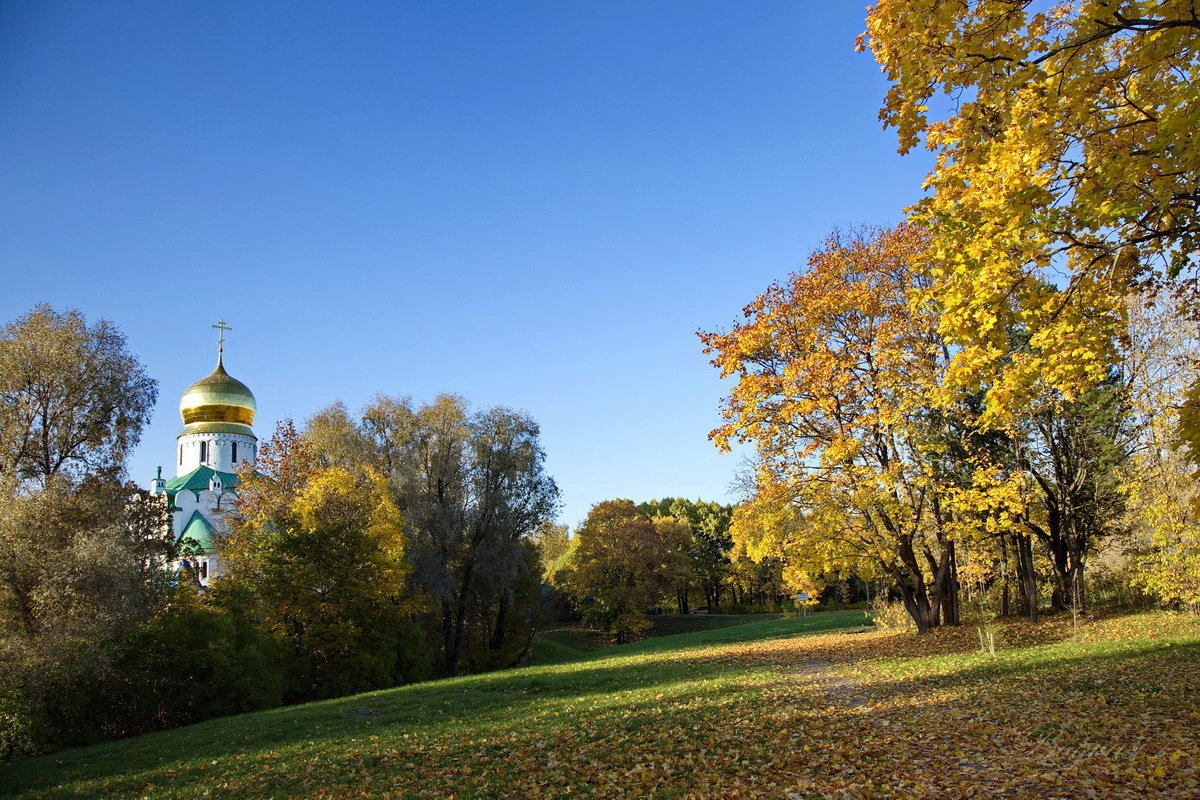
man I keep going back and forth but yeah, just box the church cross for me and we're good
[212,319,232,359]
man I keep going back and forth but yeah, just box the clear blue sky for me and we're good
[0,1,932,528]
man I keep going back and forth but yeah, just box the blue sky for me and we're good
[0,2,932,527]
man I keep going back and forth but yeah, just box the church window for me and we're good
[200,561,208,579]
[200,441,208,463]
[232,442,238,463]
[179,445,183,465]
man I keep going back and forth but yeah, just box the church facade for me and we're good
[150,330,257,588]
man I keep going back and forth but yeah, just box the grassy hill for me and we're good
[527,613,786,665]
[3,610,1199,799]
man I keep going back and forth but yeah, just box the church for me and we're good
[149,322,257,588]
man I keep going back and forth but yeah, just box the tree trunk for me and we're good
[899,583,939,633]
[511,615,538,668]
[1067,557,1085,613]
[1015,533,1038,623]
[893,535,943,633]
[1048,537,1072,611]
[445,557,476,676]
[1000,534,1011,617]
[941,541,960,626]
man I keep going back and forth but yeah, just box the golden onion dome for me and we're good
[178,357,256,429]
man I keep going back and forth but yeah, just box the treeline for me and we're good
[702,225,1200,632]
[0,306,558,759]
[536,497,789,642]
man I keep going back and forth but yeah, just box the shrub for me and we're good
[0,681,43,761]
[103,589,284,737]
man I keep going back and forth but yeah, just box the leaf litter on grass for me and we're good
[6,611,1200,800]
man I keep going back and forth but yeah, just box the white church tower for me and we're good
[150,320,257,587]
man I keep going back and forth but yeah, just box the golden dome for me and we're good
[178,357,256,429]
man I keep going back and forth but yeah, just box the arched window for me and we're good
[179,445,183,465]
[199,441,208,463]
[232,442,238,463]
[200,561,208,579]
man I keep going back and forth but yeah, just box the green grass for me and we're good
[3,609,1199,799]
[644,612,783,638]
[0,612,866,800]
[527,613,784,665]
[525,626,606,664]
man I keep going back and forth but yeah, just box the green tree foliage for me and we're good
[566,500,677,642]
[638,498,739,611]
[1011,376,1134,612]
[0,478,173,757]
[100,581,283,741]
[224,421,427,701]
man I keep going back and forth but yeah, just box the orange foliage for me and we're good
[701,225,1004,631]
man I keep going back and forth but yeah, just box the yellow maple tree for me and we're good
[703,225,1011,632]
[221,421,414,699]
[863,1,1200,447]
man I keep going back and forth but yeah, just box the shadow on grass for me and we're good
[14,611,1183,800]
[0,613,866,799]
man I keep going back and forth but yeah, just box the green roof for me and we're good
[178,511,217,554]
[164,465,240,495]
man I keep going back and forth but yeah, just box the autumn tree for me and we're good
[1127,446,1200,612]
[1010,374,1134,612]
[0,477,175,756]
[864,1,1200,447]
[1122,293,1200,611]
[0,305,157,484]
[530,520,572,584]
[224,421,424,700]
[727,551,787,610]
[0,307,168,757]
[567,500,676,642]
[303,395,559,675]
[651,516,695,615]
[639,498,737,611]
[0,480,170,645]
[702,225,1012,632]
[302,400,376,471]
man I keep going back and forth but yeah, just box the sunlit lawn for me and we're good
[3,610,1198,799]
